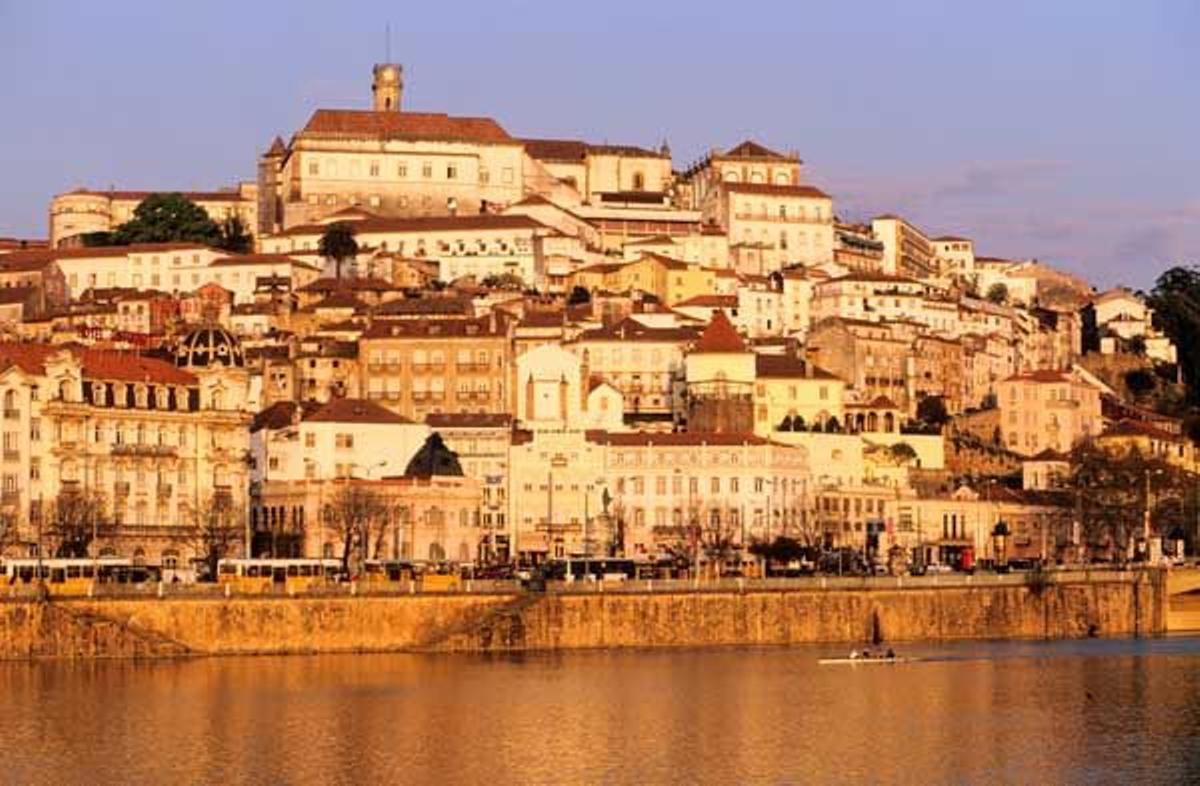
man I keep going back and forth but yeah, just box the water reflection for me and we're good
[2,639,1200,785]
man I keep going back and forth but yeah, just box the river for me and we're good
[3,637,1200,785]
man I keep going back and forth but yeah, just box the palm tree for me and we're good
[318,222,359,281]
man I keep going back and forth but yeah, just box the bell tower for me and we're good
[372,63,403,112]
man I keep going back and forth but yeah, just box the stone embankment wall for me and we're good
[0,574,1165,660]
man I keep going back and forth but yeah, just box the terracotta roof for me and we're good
[693,311,747,353]
[723,140,791,160]
[209,254,313,268]
[0,343,60,375]
[754,354,839,380]
[1100,418,1185,443]
[309,292,366,310]
[1003,369,1073,383]
[518,311,565,329]
[575,317,698,343]
[425,412,512,428]
[252,401,320,432]
[277,214,545,238]
[373,296,474,317]
[723,182,829,199]
[596,431,771,447]
[1028,448,1070,461]
[674,294,737,308]
[298,276,393,294]
[300,109,513,144]
[82,349,197,385]
[304,398,412,424]
[521,138,587,161]
[0,243,209,266]
[361,316,504,339]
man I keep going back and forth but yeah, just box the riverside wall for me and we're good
[0,572,1166,660]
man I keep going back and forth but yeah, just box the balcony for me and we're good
[111,443,178,458]
[456,363,490,373]
[411,363,445,374]
[158,484,173,498]
[3,409,19,421]
[456,391,490,402]
[114,482,130,497]
[2,450,18,462]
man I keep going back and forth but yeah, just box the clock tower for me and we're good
[372,63,403,112]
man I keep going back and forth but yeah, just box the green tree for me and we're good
[567,285,591,306]
[215,215,253,254]
[318,222,359,281]
[47,489,111,558]
[1146,265,1200,403]
[189,493,242,581]
[986,283,1009,305]
[1126,334,1148,356]
[916,395,950,427]
[1124,368,1156,398]
[112,193,222,245]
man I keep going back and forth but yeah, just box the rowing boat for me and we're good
[818,657,919,665]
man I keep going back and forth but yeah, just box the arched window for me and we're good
[2,389,14,412]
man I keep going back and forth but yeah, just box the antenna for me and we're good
[385,22,391,62]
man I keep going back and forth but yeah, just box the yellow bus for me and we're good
[1,557,155,596]
[217,558,341,593]
[360,559,417,586]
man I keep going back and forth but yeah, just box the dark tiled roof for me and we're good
[754,354,839,380]
[426,412,512,428]
[723,140,791,160]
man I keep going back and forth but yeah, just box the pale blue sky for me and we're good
[1,0,1197,287]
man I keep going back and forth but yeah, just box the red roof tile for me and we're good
[724,182,829,199]
[80,349,196,385]
[300,110,513,144]
[304,398,412,424]
[693,311,747,353]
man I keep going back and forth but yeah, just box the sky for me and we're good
[1,0,1197,289]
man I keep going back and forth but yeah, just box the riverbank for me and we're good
[0,570,1167,660]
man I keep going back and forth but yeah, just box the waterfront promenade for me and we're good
[0,569,1167,660]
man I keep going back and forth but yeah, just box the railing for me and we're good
[2,450,18,462]
[111,443,178,457]
[3,409,19,420]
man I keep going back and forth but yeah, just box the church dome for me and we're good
[175,325,245,369]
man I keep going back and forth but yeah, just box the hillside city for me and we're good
[0,63,1193,581]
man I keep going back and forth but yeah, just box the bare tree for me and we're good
[699,502,740,577]
[47,489,110,558]
[189,493,242,581]
[0,511,20,557]
[323,483,390,576]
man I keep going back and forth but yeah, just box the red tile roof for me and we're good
[0,243,210,266]
[80,349,197,385]
[693,311,747,353]
[724,182,829,199]
[278,214,545,238]
[754,354,840,380]
[674,294,737,308]
[596,431,771,447]
[722,140,792,160]
[426,412,512,428]
[300,110,513,144]
[304,398,413,424]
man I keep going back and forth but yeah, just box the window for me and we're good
[632,172,645,190]
[422,162,433,179]
[369,161,380,177]
[335,433,354,449]
[305,433,316,448]
[447,164,457,180]
[479,167,490,184]
[397,163,408,178]
[502,168,514,184]
[308,161,319,176]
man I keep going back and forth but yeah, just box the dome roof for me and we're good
[175,326,245,369]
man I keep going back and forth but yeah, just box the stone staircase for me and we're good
[419,592,543,652]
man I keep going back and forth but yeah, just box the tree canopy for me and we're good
[916,395,950,427]
[1147,265,1200,402]
[985,282,1009,305]
[82,193,252,252]
[318,222,359,280]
